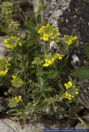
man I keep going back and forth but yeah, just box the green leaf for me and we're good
[8,97,18,108]
[47,70,59,79]
[71,67,89,80]
[25,20,37,35]
[35,15,41,25]
[83,44,89,58]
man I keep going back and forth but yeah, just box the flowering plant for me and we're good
[0,1,83,122]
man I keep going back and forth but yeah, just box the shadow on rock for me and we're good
[58,0,89,43]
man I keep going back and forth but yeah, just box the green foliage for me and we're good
[71,67,89,80]
[0,1,82,122]
[8,97,18,108]
[83,44,89,58]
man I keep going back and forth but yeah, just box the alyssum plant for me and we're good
[0,1,83,122]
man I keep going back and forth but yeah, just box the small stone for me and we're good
[50,41,57,49]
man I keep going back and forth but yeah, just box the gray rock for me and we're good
[45,0,71,28]
[58,0,89,43]
[78,80,89,109]
[0,97,6,112]
[0,119,45,132]
[0,37,7,59]
[45,0,89,43]
[0,44,6,59]
[18,30,27,40]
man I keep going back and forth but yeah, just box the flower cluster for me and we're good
[11,75,24,88]
[63,35,78,45]
[0,58,10,76]
[15,96,22,103]
[4,36,21,49]
[64,81,79,100]
[43,53,64,67]
[64,81,73,89]
[38,23,60,42]
[8,20,20,33]
[54,53,64,60]
[64,92,74,100]
[32,57,43,66]
[8,96,22,108]
[43,56,55,67]
[1,2,13,19]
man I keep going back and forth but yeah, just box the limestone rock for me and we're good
[59,0,89,43]
[45,0,89,43]
[45,0,71,28]
[78,80,89,109]
[0,119,45,132]
[0,37,7,59]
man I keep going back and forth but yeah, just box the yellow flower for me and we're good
[43,60,53,67]
[64,35,78,46]
[11,75,24,88]
[76,91,79,95]
[66,40,72,45]
[42,36,49,41]
[51,58,55,63]
[4,39,9,43]
[64,81,79,101]
[12,75,16,79]
[15,96,22,103]
[43,56,55,67]
[75,88,79,95]
[43,52,63,67]
[43,63,49,67]
[45,59,54,64]
[38,25,45,33]
[43,54,54,67]
[64,81,73,89]
[0,69,8,76]
[68,81,72,86]
[6,44,14,49]
[0,58,10,76]
[73,36,78,40]
[38,23,60,42]
[54,53,64,60]
[64,92,74,100]
[4,36,20,49]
